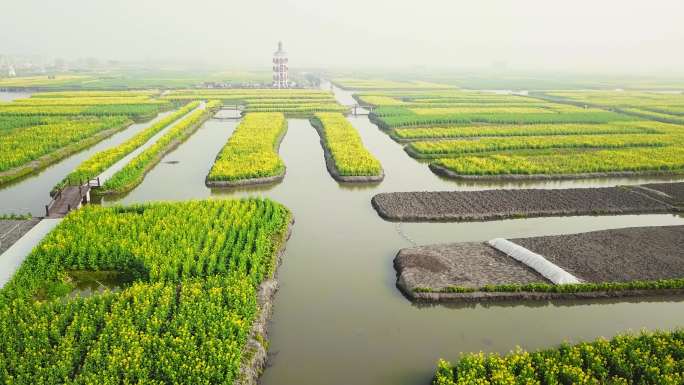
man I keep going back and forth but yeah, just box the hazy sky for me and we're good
[3,0,684,73]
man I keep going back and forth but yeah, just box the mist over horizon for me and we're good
[3,0,684,75]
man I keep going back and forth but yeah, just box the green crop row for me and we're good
[311,112,383,177]
[6,97,166,106]
[0,199,291,384]
[434,329,684,385]
[392,122,664,140]
[31,90,160,98]
[0,116,132,173]
[0,103,170,121]
[98,101,220,194]
[432,146,684,176]
[244,103,347,114]
[0,116,69,132]
[373,109,635,128]
[57,101,200,189]
[207,112,287,183]
[406,134,670,158]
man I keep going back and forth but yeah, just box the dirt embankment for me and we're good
[237,218,294,385]
[395,242,547,296]
[396,225,684,303]
[372,183,682,222]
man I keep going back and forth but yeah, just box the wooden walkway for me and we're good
[45,178,100,218]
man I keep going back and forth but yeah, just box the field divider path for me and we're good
[96,103,204,185]
[96,101,220,196]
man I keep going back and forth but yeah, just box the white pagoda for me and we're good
[272,41,288,88]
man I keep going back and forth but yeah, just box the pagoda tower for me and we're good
[272,41,288,88]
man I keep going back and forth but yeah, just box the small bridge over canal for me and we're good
[45,178,101,218]
[349,104,375,116]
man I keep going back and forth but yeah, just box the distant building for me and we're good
[8,65,16,77]
[272,41,288,88]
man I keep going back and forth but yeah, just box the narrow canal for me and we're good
[102,89,684,385]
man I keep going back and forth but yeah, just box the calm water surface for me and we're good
[103,87,684,385]
[2,87,684,385]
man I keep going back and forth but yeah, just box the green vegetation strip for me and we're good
[311,112,383,178]
[98,100,220,194]
[392,122,664,140]
[206,112,287,185]
[0,117,132,173]
[0,117,133,186]
[0,104,170,121]
[406,134,670,158]
[374,109,635,128]
[431,146,684,177]
[417,277,684,295]
[0,199,291,384]
[57,101,200,189]
[434,329,684,384]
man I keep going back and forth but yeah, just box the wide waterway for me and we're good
[2,87,684,384]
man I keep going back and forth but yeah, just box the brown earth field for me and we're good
[396,225,684,302]
[372,183,683,222]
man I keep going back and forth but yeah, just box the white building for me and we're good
[8,65,16,77]
[272,41,288,88]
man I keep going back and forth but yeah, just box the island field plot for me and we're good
[359,90,684,179]
[372,182,684,222]
[543,90,684,124]
[206,112,288,186]
[0,91,182,186]
[0,199,292,385]
[396,225,684,302]
[309,112,383,182]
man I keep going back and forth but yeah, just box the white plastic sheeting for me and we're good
[487,238,582,285]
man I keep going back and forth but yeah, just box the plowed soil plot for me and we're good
[513,225,684,283]
[395,242,547,293]
[372,184,681,222]
[396,225,684,302]
[0,219,40,255]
